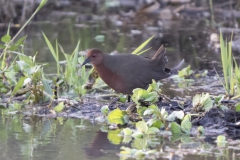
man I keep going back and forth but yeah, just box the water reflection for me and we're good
[0,114,118,160]
[0,113,239,160]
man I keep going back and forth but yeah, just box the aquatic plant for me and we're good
[131,36,154,55]
[0,0,48,70]
[170,114,192,134]
[219,32,240,99]
[192,93,213,112]
[0,0,51,103]
[42,33,90,98]
[219,32,234,97]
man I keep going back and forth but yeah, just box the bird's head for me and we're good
[82,48,104,66]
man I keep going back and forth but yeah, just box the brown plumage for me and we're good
[82,45,171,94]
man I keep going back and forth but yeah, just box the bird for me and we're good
[82,45,173,94]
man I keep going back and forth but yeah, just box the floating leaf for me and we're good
[132,137,148,150]
[122,128,133,136]
[217,135,226,141]
[132,88,158,106]
[94,35,105,42]
[132,131,144,139]
[53,102,65,113]
[192,93,213,111]
[136,121,148,134]
[178,65,193,78]
[181,116,192,134]
[147,127,160,135]
[216,135,227,147]
[107,108,127,125]
[181,135,192,143]
[107,129,122,145]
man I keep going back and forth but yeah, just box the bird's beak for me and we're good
[81,57,91,67]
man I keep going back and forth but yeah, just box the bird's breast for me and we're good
[94,64,128,93]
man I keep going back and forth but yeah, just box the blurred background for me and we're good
[0,0,239,71]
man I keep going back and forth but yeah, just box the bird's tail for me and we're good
[152,45,166,60]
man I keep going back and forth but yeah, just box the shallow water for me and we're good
[0,113,239,160]
[0,114,118,160]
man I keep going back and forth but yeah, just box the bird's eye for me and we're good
[92,55,96,58]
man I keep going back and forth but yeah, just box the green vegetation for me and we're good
[219,32,240,99]
[192,93,213,112]
[0,0,51,105]
[0,0,91,114]
[131,36,154,55]
[42,33,90,97]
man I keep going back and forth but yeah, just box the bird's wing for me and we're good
[108,54,170,90]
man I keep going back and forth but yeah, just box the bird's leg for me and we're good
[127,95,131,102]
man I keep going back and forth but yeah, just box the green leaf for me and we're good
[53,102,65,113]
[202,94,213,111]
[1,35,11,43]
[132,36,154,55]
[132,137,148,150]
[178,65,193,78]
[136,47,152,55]
[9,36,27,51]
[132,88,158,105]
[42,79,53,96]
[122,128,133,136]
[122,136,132,143]
[132,131,144,139]
[15,36,27,46]
[170,122,181,134]
[107,129,122,145]
[136,121,148,133]
[181,135,192,143]
[4,70,17,84]
[217,135,226,141]
[181,118,192,134]
[107,108,127,125]
[11,77,27,95]
[137,107,147,116]
[147,79,162,92]
[216,135,227,147]
[94,35,105,42]
[42,32,57,60]
[147,127,160,135]
[119,94,127,103]
[19,55,34,66]
[147,119,162,128]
